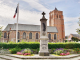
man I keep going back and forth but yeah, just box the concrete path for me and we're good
[0,54,80,60]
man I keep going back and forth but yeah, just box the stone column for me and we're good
[39,12,49,56]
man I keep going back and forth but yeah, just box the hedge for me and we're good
[0,42,80,49]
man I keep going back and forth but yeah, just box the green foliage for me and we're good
[71,37,79,42]
[22,48,31,54]
[54,48,64,55]
[9,47,21,54]
[0,42,80,49]
[31,48,39,54]
[76,18,80,34]
[0,26,3,39]
[73,48,80,53]
[65,40,68,42]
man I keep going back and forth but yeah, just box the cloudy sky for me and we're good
[0,0,80,36]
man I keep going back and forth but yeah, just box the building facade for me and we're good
[1,8,65,42]
[2,24,58,42]
[49,8,65,42]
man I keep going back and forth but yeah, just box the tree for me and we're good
[76,17,80,34]
[71,37,79,42]
[0,26,3,39]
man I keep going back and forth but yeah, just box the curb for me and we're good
[4,54,80,59]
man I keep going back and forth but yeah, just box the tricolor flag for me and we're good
[13,3,19,43]
[13,6,18,18]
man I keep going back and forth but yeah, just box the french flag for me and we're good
[13,6,18,18]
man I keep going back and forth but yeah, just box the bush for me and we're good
[73,48,80,53]
[9,47,21,54]
[54,48,63,55]
[65,40,67,42]
[0,42,80,49]
[21,48,31,54]
[71,37,79,42]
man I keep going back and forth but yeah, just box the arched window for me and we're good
[29,32,32,39]
[8,33,9,38]
[57,14,58,18]
[59,15,61,18]
[18,32,20,39]
[48,33,51,40]
[23,32,26,39]
[4,32,7,38]
[36,33,38,39]
[54,34,56,40]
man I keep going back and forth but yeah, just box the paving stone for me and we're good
[0,54,80,60]
[0,55,22,60]
[0,58,6,60]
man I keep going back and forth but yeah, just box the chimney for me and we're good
[10,28,11,30]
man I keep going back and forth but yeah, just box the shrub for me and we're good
[17,48,32,55]
[0,42,80,49]
[21,48,31,54]
[9,47,21,54]
[73,48,80,53]
[54,48,63,55]
[65,40,67,42]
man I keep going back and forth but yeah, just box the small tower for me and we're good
[49,7,65,42]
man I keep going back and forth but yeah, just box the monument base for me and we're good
[39,51,49,56]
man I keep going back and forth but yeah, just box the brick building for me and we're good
[49,7,65,42]
[68,34,80,40]
[1,8,65,42]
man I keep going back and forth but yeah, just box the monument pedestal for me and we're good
[39,12,49,56]
[39,37,49,56]
[39,51,49,56]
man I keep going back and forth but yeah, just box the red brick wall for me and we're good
[49,10,65,42]
[2,31,58,42]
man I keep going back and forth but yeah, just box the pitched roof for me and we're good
[71,34,80,38]
[3,23,58,33]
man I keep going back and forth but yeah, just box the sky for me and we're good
[0,0,80,36]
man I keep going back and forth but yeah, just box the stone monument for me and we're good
[39,12,49,56]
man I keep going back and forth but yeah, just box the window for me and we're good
[48,33,51,40]
[54,34,56,40]
[4,32,7,38]
[18,40,20,42]
[57,14,58,18]
[59,15,61,18]
[23,32,26,39]
[29,32,32,39]
[18,32,20,39]
[8,33,9,38]
[36,33,38,39]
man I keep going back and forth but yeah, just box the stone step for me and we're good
[0,58,6,60]
[0,55,22,60]
[0,54,80,60]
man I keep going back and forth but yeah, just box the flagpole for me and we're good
[16,3,19,43]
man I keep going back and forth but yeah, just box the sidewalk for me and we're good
[0,54,80,60]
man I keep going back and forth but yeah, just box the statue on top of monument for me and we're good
[42,23,46,31]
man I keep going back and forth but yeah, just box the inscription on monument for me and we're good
[41,44,47,49]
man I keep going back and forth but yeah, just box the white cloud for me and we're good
[22,0,50,12]
[64,17,78,22]
[44,0,63,3]
[0,1,48,30]
[64,17,79,36]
